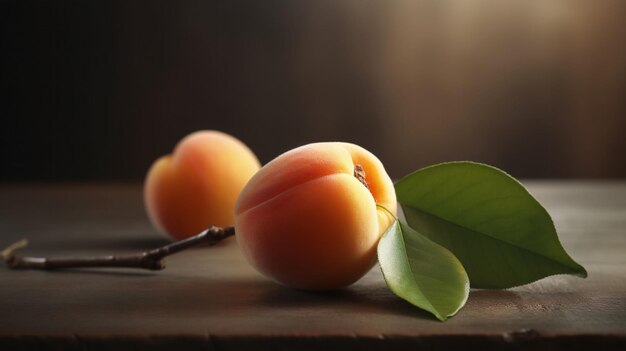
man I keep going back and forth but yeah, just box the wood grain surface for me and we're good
[0,182,624,350]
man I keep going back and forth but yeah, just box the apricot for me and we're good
[234,142,397,290]
[144,131,261,240]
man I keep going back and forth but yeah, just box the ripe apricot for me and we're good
[234,142,397,290]
[144,131,261,240]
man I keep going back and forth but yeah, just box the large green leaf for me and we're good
[395,161,587,289]
[378,220,469,321]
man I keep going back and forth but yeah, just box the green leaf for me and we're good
[395,161,587,289]
[378,220,469,321]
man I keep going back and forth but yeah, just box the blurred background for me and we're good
[1,0,625,181]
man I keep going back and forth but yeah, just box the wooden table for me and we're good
[0,182,624,350]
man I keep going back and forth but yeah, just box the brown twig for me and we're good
[1,226,235,271]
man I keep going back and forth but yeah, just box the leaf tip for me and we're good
[566,258,588,278]
[576,265,588,278]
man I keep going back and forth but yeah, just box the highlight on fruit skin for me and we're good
[144,130,261,241]
[234,142,397,290]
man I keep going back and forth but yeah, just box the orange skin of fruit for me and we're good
[144,131,261,240]
[234,142,397,290]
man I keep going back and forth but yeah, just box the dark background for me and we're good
[1,0,625,181]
